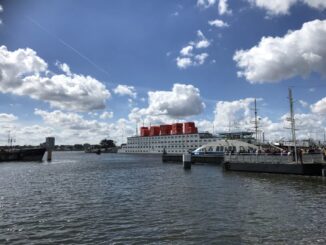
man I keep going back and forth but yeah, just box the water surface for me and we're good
[0,152,325,244]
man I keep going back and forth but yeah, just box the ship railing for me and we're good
[225,152,325,164]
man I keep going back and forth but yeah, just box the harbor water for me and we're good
[0,152,326,244]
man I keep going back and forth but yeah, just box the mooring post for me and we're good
[322,168,326,177]
[183,153,191,170]
[46,137,55,161]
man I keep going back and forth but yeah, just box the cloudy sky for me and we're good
[0,0,326,145]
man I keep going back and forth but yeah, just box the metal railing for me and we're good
[225,152,325,164]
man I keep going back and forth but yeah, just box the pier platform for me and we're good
[223,153,326,176]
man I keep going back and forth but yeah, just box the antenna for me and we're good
[288,88,298,163]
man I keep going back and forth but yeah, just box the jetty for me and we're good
[223,152,326,176]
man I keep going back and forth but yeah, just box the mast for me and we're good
[254,98,258,143]
[288,88,298,163]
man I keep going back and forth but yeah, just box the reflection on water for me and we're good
[0,152,325,244]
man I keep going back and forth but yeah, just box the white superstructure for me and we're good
[192,140,259,155]
[118,132,219,154]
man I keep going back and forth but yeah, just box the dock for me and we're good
[223,153,326,176]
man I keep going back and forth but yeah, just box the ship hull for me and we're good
[0,148,46,162]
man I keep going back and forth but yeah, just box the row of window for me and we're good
[124,150,188,153]
[201,146,237,152]
[128,140,200,144]
[126,145,198,149]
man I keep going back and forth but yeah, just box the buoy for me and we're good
[183,153,191,170]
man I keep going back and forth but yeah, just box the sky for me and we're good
[0,0,326,145]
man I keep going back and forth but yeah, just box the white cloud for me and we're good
[311,97,326,114]
[194,30,211,49]
[180,45,194,56]
[213,98,257,131]
[128,83,205,123]
[100,111,114,119]
[303,0,326,9]
[200,97,326,141]
[176,57,193,69]
[34,109,135,145]
[0,5,3,12]
[208,19,229,28]
[218,0,232,15]
[197,0,232,15]
[176,31,210,69]
[113,84,137,99]
[248,0,296,15]
[233,20,326,83]
[0,113,17,122]
[248,0,326,16]
[194,53,209,65]
[197,0,216,8]
[56,61,72,76]
[176,53,208,69]
[0,46,110,111]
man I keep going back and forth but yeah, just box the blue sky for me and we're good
[0,0,326,145]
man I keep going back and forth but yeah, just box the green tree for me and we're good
[100,139,116,148]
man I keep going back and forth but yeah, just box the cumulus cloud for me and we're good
[248,0,326,16]
[197,0,232,14]
[233,20,326,83]
[176,57,193,69]
[208,19,229,28]
[200,97,326,141]
[218,0,232,15]
[100,111,114,119]
[213,98,257,131]
[303,0,326,9]
[56,61,72,76]
[194,30,211,49]
[0,46,110,111]
[113,84,137,99]
[34,109,135,145]
[180,45,194,56]
[311,97,326,114]
[248,0,296,15]
[194,53,209,65]
[0,113,17,122]
[128,83,205,123]
[176,31,210,69]
[197,0,216,8]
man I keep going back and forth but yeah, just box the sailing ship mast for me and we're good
[288,88,298,163]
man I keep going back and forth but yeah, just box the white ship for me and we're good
[118,122,257,154]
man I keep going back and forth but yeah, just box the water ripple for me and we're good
[0,152,325,244]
